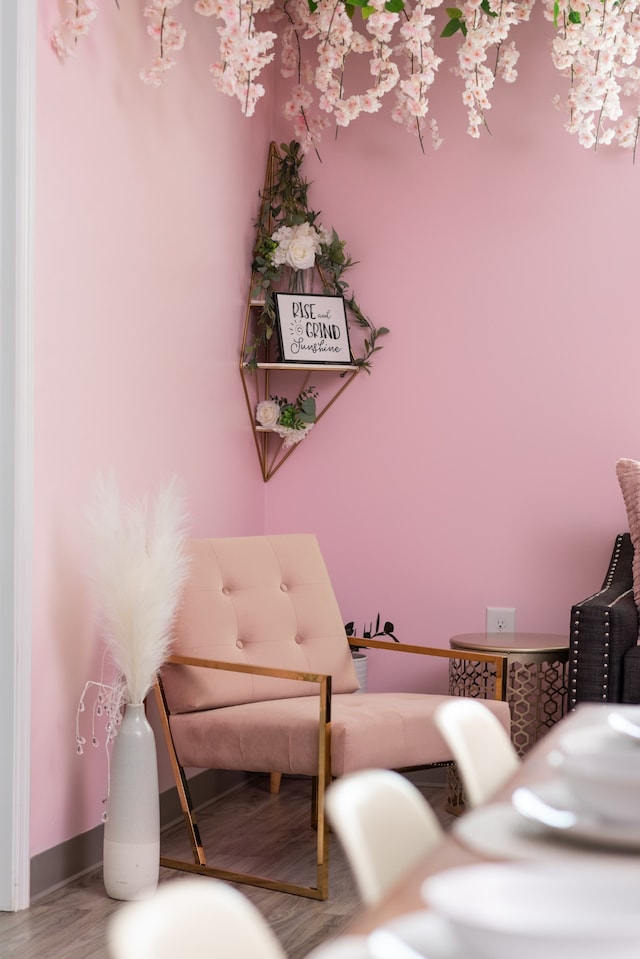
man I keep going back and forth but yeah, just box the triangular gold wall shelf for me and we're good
[239,143,362,482]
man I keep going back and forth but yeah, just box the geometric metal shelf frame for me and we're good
[239,142,361,482]
[239,304,359,481]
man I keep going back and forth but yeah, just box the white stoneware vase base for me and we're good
[103,702,160,901]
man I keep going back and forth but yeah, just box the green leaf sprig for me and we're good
[441,0,498,37]
[271,386,318,430]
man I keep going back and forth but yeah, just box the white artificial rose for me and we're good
[256,400,280,429]
[285,234,316,270]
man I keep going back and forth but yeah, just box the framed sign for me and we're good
[274,293,352,365]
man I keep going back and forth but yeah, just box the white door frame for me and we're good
[0,0,36,912]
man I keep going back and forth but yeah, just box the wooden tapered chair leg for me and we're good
[270,772,282,794]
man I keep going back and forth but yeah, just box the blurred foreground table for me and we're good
[347,703,617,936]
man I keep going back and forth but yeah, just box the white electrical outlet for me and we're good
[486,606,516,633]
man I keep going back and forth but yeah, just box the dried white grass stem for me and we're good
[87,474,191,704]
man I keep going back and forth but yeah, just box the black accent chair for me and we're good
[570,533,640,708]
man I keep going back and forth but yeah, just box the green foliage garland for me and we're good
[248,141,389,372]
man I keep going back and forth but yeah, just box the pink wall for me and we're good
[266,10,638,691]
[32,0,639,862]
[33,1,270,855]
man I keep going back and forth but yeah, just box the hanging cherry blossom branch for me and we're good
[392,0,444,151]
[277,0,443,154]
[544,0,640,154]
[52,0,99,59]
[442,0,534,138]
[197,0,278,116]
[51,0,640,160]
[140,0,187,86]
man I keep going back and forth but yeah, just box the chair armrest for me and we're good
[165,653,331,688]
[163,653,333,719]
[570,533,639,706]
[570,592,638,705]
[347,638,506,700]
[157,656,332,786]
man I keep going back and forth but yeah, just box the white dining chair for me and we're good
[325,768,444,907]
[434,697,520,807]
[305,936,370,959]
[107,877,286,959]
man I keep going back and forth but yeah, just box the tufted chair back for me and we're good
[162,534,359,713]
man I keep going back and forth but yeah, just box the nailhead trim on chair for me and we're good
[569,534,636,708]
[570,607,579,710]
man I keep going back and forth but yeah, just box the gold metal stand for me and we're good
[239,142,360,482]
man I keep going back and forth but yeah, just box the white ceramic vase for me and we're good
[103,702,160,901]
[352,651,368,693]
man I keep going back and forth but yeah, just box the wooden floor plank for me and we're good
[0,771,456,959]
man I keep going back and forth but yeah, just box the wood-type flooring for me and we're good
[0,771,456,959]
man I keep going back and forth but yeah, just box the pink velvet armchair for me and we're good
[154,534,511,899]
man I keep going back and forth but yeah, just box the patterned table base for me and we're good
[446,653,569,811]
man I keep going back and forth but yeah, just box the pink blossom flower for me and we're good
[50,0,640,157]
[51,0,99,60]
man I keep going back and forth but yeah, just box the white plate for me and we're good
[309,913,465,959]
[512,777,640,850]
[421,862,640,959]
[378,911,464,959]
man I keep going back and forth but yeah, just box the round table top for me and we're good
[449,631,569,653]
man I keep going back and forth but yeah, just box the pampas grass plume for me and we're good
[87,474,191,704]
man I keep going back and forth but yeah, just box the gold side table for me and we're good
[449,632,570,758]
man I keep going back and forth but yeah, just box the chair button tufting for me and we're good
[295,635,303,644]
[236,639,244,649]
[222,587,230,596]
[280,583,288,592]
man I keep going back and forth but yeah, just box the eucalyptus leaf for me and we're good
[298,398,316,421]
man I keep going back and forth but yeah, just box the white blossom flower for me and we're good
[273,424,314,448]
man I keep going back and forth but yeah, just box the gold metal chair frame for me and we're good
[154,640,506,900]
